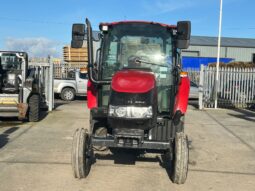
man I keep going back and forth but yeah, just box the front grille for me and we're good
[109,90,154,107]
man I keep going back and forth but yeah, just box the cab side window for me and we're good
[67,71,75,79]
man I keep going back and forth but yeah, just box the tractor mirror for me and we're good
[176,21,191,49]
[71,24,85,48]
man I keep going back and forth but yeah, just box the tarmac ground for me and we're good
[0,98,255,191]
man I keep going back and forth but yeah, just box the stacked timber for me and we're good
[29,57,49,63]
[52,58,61,65]
[209,61,255,68]
[63,45,88,68]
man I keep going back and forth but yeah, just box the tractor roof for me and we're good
[100,21,177,29]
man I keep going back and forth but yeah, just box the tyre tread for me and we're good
[171,132,189,184]
[71,128,91,179]
[28,94,40,122]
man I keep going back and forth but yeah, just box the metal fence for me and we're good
[185,68,200,85]
[29,60,54,111]
[54,64,83,79]
[199,65,255,109]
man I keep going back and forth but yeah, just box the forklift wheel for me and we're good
[171,132,189,184]
[28,94,41,122]
[71,128,92,179]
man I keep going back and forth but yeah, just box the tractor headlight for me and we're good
[109,105,153,119]
[115,107,127,118]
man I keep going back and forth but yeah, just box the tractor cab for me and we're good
[71,19,191,184]
[99,22,176,114]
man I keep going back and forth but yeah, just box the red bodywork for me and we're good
[87,80,97,109]
[111,70,155,93]
[88,71,190,114]
[174,76,190,114]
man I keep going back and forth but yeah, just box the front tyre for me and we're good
[28,94,41,122]
[71,128,92,179]
[171,132,189,184]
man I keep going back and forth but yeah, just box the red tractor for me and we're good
[71,18,191,184]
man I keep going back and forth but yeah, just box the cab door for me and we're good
[77,72,88,94]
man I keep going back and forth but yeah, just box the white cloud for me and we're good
[4,37,62,58]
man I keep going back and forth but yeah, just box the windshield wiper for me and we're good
[134,57,168,67]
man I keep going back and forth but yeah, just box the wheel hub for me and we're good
[64,91,73,99]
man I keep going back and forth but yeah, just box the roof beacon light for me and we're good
[102,25,108,32]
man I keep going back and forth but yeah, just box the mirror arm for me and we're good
[86,18,110,85]
[96,48,101,64]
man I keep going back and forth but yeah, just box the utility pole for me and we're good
[215,0,223,109]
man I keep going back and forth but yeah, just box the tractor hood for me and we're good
[111,69,155,93]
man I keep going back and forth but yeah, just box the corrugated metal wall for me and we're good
[183,45,255,62]
[227,47,255,62]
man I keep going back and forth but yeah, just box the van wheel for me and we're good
[171,132,189,184]
[28,94,41,122]
[61,88,75,101]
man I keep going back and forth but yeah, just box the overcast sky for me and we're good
[0,0,254,57]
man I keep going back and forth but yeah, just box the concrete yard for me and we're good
[0,99,255,191]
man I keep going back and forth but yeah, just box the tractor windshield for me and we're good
[101,23,173,80]
[0,53,22,70]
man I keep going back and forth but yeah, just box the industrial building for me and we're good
[182,36,255,68]
[64,33,255,69]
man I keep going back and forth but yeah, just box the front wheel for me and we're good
[171,132,189,184]
[71,128,92,179]
[28,94,41,122]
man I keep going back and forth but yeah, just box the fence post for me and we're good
[48,57,54,111]
[199,64,204,110]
